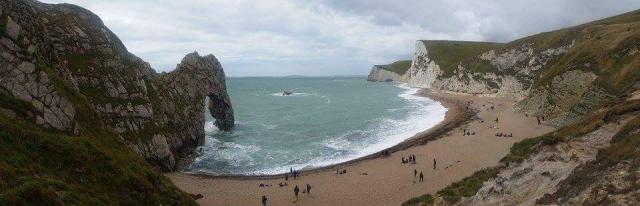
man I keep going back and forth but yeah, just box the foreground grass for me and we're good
[0,113,196,205]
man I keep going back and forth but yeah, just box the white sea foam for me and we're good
[297,84,447,170]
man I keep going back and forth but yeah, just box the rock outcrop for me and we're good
[0,0,233,171]
[367,65,403,82]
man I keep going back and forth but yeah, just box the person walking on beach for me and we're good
[433,158,437,170]
[294,185,300,199]
[262,195,268,206]
[306,184,311,196]
[413,155,417,163]
[414,169,417,178]
[419,172,424,182]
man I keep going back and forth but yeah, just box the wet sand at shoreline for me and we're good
[167,91,556,206]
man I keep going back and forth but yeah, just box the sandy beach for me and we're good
[167,91,556,206]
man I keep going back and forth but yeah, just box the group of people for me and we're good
[289,168,301,180]
[462,128,476,136]
[402,154,417,164]
[495,132,513,137]
[293,184,312,199]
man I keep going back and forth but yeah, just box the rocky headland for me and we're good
[0,0,232,204]
[386,9,640,206]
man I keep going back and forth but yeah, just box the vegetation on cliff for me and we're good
[420,40,503,77]
[0,0,235,204]
[382,60,412,75]
[402,9,640,205]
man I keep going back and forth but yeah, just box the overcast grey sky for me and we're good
[40,0,640,77]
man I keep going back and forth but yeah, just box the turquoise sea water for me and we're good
[187,76,446,175]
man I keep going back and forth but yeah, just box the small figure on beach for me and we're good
[414,169,417,178]
[495,117,499,123]
[306,184,311,196]
[419,172,424,182]
[294,185,300,199]
[433,158,437,170]
[262,195,268,206]
[285,173,288,181]
[537,117,541,125]
[402,157,406,164]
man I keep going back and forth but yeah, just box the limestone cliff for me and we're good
[0,0,232,204]
[401,10,640,206]
[367,65,402,82]
[372,10,640,127]
[367,60,411,82]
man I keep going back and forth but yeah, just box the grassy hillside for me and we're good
[0,93,196,205]
[523,10,640,96]
[380,60,412,75]
[420,40,503,77]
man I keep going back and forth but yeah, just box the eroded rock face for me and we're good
[0,0,233,171]
[367,65,403,82]
[455,114,634,206]
[369,38,619,126]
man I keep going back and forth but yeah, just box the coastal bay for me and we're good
[167,91,555,205]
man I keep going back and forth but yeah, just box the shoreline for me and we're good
[172,89,474,180]
[167,91,557,206]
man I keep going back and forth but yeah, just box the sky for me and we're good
[40,0,640,77]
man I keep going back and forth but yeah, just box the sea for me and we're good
[186,76,446,175]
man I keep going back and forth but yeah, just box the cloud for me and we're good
[39,0,640,76]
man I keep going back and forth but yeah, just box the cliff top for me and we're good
[375,60,412,75]
[418,40,503,77]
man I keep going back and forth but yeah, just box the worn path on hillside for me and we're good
[167,92,556,206]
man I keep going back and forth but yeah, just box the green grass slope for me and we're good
[382,60,413,75]
[420,40,503,77]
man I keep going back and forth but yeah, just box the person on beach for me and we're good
[419,172,424,182]
[413,155,417,163]
[433,158,437,170]
[294,185,300,199]
[306,184,311,196]
[495,117,499,123]
[262,195,268,206]
[402,157,406,164]
[537,117,541,125]
[414,169,417,178]
[290,167,293,175]
[285,173,288,181]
